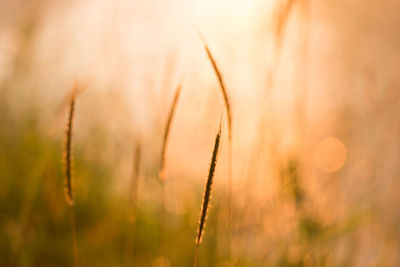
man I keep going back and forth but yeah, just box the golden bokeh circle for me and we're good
[314,137,347,173]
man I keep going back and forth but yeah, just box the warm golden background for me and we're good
[1,0,400,266]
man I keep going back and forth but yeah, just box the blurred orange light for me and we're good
[314,137,347,173]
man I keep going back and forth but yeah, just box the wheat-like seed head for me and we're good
[196,32,232,142]
[159,84,182,181]
[64,84,78,206]
[196,30,234,258]
[196,120,222,246]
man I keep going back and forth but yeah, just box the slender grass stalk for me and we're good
[159,84,182,266]
[63,84,80,267]
[197,31,233,262]
[130,142,142,210]
[126,142,142,266]
[69,207,80,267]
[274,0,297,66]
[194,120,222,267]
[12,164,47,266]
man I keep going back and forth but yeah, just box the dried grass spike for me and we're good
[64,88,76,206]
[159,84,182,181]
[196,30,233,261]
[197,32,232,140]
[196,119,222,246]
[159,83,182,267]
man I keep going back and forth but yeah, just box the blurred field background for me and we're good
[1,0,400,266]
